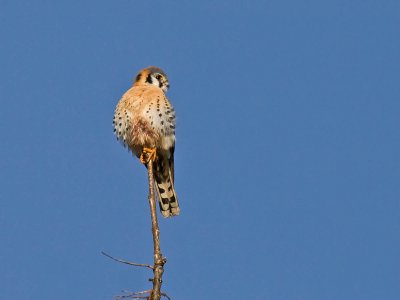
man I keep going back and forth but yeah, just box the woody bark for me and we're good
[147,159,166,300]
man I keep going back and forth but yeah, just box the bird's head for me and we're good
[134,66,169,92]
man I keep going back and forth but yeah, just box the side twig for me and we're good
[101,251,154,270]
[115,290,171,300]
[147,159,166,300]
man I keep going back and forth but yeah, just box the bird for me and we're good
[113,66,179,218]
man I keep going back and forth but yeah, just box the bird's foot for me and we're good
[140,147,157,164]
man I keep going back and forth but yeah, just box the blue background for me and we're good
[1,1,399,299]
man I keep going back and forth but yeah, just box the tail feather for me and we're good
[155,175,179,217]
[153,149,179,218]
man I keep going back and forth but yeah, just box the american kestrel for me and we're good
[113,66,179,218]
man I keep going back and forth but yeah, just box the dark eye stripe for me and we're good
[146,74,153,84]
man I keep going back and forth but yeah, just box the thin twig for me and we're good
[115,290,171,300]
[115,290,152,300]
[116,296,147,300]
[132,290,152,295]
[101,251,154,270]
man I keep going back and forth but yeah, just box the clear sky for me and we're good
[1,0,399,299]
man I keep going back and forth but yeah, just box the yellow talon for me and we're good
[140,147,157,164]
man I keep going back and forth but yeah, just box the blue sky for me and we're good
[1,0,399,299]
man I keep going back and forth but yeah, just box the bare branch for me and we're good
[107,157,170,299]
[101,251,154,270]
[147,159,166,300]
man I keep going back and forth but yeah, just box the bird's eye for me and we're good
[156,74,162,80]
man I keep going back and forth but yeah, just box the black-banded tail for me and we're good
[153,149,179,217]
